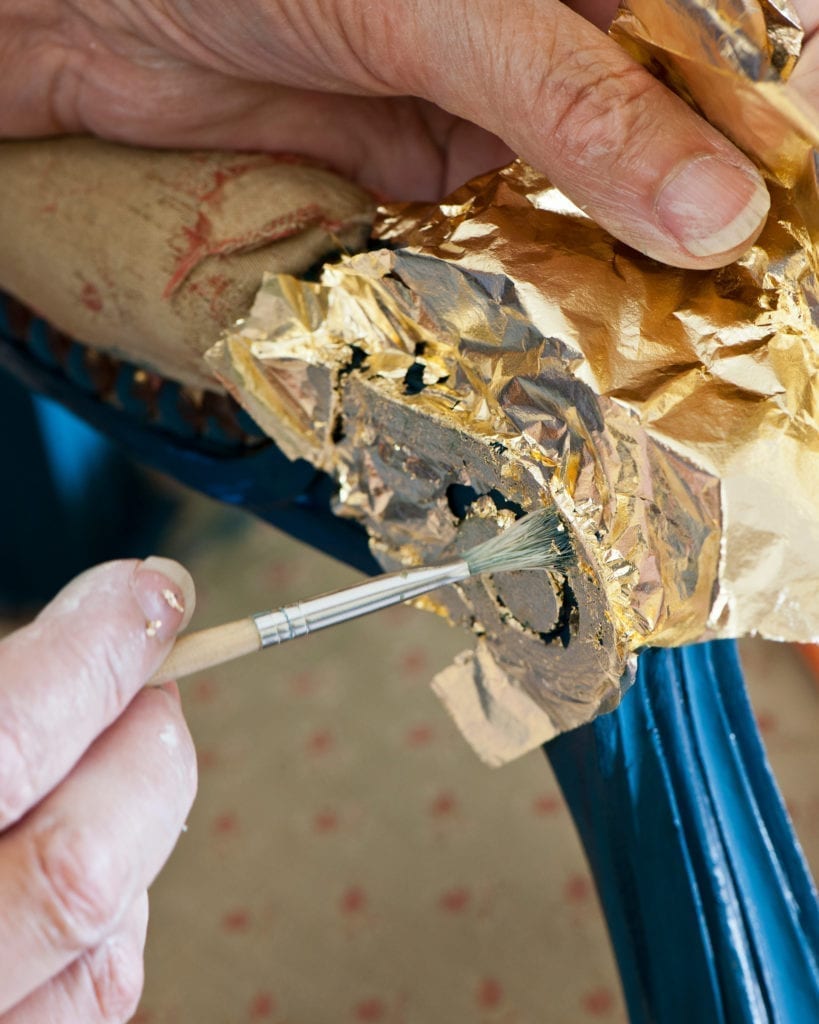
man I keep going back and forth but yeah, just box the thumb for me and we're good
[372,0,770,268]
[0,558,196,829]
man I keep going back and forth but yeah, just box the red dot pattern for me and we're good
[139,513,819,1022]
[221,908,251,933]
[249,991,276,1019]
[439,886,471,914]
[430,791,457,818]
[532,793,561,816]
[354,997,386,1021]
[581,986,616,1017]
[212,811,240,836]
[400,648,428,674]
[314,809,339,833]
[405,724,434,748]
[307,729,335,755]
[476,976,503,1009]
[340,885,367,916]
[564,874,592,905]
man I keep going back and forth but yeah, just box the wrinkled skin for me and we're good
[1,2,819,1021]
[0,560,197,1023]
[4,0,819,266]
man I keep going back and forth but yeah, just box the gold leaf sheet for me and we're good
[208,0,819,763]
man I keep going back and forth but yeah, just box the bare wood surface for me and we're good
[149,618,262,685]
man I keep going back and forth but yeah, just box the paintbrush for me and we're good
[149,507,571,686]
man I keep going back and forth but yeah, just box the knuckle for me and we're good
[82,935,145,1024]
[548,56,656,165]
[32,821,125,951]
[0,716,37,829]
[281,1,394,93]
[62,628,134,723]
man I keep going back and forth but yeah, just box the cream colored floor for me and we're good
[2,483,815,1024]
[120,488,818,1024]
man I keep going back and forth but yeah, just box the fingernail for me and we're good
[655,155,770,259]
[131,557,196,642]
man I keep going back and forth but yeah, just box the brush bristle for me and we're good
[463,507,572,577]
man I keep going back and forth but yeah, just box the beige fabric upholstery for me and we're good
[0,138,375,390]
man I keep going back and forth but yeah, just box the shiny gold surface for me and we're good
[207,0,819,762]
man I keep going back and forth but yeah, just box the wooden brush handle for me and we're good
[149,619,262,686]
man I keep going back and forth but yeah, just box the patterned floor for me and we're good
[120,488,818,1024]
[0,474,814,1023]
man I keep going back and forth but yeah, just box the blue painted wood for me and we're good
[0,370,179,608]
[548,642,819,1023]
[0,296,380,575]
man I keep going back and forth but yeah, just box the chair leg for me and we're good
[0,366,176,611]
[547,641,819,1023]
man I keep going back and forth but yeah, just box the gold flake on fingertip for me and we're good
[162,588,185,613]
[145,619,163,638]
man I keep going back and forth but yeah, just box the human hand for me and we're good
[0,558,197,1022]
[4,0,819,268]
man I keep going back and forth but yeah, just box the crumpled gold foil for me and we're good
[207,0,819,764]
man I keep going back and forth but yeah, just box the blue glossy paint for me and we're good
[34,395,110,506]
[548,643,819,1023]
[0,296,380,574]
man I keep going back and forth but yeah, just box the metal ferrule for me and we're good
[252,559,471,647]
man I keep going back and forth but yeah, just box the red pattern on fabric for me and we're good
[164,205,344,299]
[80,281,103,313]
[186,273,232,319]
[196,162,263,205]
